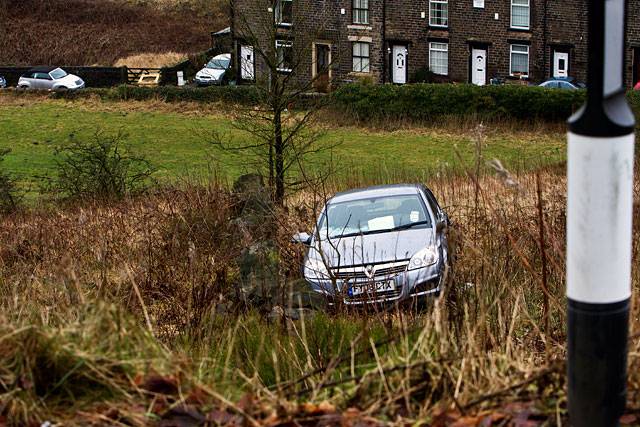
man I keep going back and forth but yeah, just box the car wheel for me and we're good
[17,85,28,91]
[54,87,68,93]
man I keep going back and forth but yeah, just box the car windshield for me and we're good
[206,57,230,69]
[317,194,432,239]
[50,68,67,79]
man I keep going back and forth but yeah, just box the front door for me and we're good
[392,45,407,84]
[240,45,255,80]
[471,48,487,85]
[553,51,569,78]
[314,44,330,92]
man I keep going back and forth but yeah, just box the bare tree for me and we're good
[214,0,341,204]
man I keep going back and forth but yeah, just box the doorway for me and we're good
[471,48,487,86]
[392,45,407,84]
[553,50,569,78]
[313,43,331,92]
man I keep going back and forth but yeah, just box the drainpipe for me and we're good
[542,0,548,78]
[382,0,387,83]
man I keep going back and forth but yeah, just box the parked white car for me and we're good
[195,54,231,86]
[18,67,85,91]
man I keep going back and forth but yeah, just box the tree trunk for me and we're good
[274,109,285,204]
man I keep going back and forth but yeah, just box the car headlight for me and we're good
[304,257,330,280]
[408,246,438,270]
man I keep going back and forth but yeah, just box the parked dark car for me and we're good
[539,78,586,90]
[292,184,450,305]
[0,76,6,89]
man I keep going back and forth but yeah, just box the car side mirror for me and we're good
[292,232,312,245]
[436,220,446,232]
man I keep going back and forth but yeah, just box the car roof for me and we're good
[27,66,57,73]
[211,53,231,60]
[330,184,423,203]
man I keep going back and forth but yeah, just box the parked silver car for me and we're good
[293,184,450,305]
[17,67,85,91]
[195,54,231,86]
[0,76,6,89]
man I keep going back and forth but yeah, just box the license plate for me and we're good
[349,280,396,297]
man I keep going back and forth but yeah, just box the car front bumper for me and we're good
[195,77,222,86]
[305,263,443,305]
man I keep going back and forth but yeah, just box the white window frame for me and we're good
[276,40,293,73]
[473,0,484,8]
[509,44,529,77]
[510,0,530,30]
[429,42,449,75]
[352,0,369,24]
[429,0,448,27]
[275,0,293,26]
[352,42,370,73]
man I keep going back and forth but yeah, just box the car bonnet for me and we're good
[311,227,435,268]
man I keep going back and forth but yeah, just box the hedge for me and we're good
[39,83,640,123]
[52,85,262,105]
[332,83,640,123]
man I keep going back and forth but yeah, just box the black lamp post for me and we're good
[566,0,635,425]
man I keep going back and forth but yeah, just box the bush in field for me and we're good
[49,131,155,201]
[0,149,20,214]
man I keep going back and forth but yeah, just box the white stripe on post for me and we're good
[567,132,635,304]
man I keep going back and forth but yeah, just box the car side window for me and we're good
[35,73,50,80]
[560,81,572,89]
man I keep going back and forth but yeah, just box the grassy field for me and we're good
[0,96,566,195]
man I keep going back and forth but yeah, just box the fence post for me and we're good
[566,0,635,426]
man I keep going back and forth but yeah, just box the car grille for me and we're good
[345,286,403,303]
[331,261,409,281]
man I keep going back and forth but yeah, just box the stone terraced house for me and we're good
[230,0,640,89]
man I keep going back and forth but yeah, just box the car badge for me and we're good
[364,265,375,279]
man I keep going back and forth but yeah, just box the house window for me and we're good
[353,0,369,24]
[275,0,293,26]
[429,0,448,27]
[352,42,370,73]
[510,44,529,76]
[276,40,293,72]
[511,0,530,29]
[429,42,448,75]
[473,0,484,8]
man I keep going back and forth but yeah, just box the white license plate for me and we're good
[349,280,396,296]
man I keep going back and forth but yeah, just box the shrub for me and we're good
[48,131,155,201]
[0,149,20,214]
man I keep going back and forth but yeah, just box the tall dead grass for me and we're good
[0,162,639,425]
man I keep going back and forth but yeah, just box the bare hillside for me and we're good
[0,0,228,66]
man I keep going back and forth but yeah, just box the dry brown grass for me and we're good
[0,0,227,66]
[1,160,639,424]
[113,52,189,68]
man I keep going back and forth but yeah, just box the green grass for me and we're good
[0,98,566,195]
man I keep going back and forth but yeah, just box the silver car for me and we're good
[195,54,231,86]
[18,67,85,91]
[293,184,450,305]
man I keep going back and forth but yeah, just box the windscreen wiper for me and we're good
[389,220,431,231]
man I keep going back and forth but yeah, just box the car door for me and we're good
[34,72,52,90]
